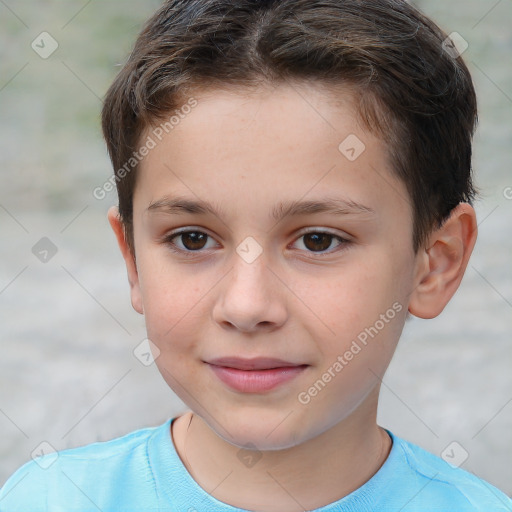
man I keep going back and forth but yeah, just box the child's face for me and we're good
[125,82,423,449]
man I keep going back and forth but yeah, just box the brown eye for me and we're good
[180,232,208,250]
[302,233,333,252]
[165,230,216,253]
[293,230,349,255]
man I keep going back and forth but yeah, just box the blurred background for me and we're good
[1,0,511,498]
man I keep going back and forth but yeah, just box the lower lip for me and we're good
[208,364,308,393]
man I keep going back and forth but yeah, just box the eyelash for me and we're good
[162,228,351,257]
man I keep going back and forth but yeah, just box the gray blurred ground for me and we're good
[0,0,511,498]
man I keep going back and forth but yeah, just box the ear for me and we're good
[408,203,477,319]
[107,206,144,315]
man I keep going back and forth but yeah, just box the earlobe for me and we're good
[408,203,477,319]
[107,206,144,315]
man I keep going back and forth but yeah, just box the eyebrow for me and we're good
[146,195,376,222]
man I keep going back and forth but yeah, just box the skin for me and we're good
[108,82,477,511]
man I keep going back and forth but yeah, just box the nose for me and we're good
[212,252,288,333]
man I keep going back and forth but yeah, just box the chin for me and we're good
[225,428,303,452]
[207,406,312,452]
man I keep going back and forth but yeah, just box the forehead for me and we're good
[134,82,411,230]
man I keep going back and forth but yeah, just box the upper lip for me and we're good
[206,357,307,371]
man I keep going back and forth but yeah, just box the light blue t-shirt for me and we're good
[1,417,511,511]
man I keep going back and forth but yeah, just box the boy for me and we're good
[1,0,511,510]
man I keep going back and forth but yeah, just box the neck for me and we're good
[172,395,392,511]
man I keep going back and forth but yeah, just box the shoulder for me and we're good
[390,433,512,511]
[0,420,169,512]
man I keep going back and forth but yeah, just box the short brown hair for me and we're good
[101,0,477,255]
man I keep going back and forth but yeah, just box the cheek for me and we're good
[136,256,211,351]
[299,257,407,360]
[294,265,406,417]
[303,264,386,329]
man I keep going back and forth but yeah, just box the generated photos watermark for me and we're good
[93,97,198,200]
[298,301,403,405]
